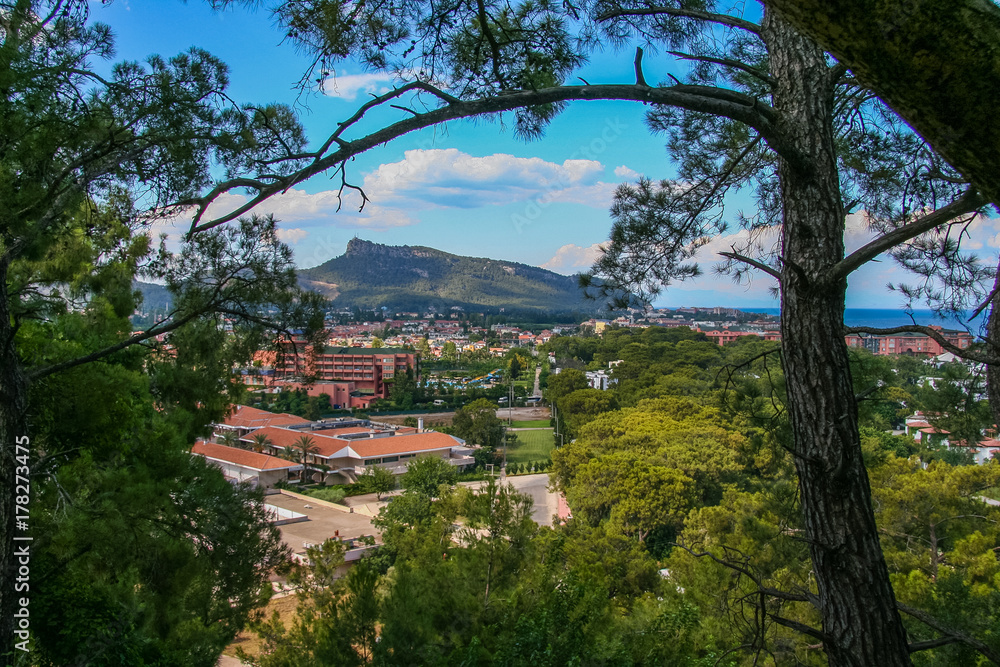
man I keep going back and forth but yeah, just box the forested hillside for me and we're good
[298,238,602,313]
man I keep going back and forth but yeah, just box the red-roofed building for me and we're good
[845,326,973,356]
[242,426,474,484]
[216,405,311,438]
[972,439,1000,465]
[274,342,417,400]
[698,329,782,345]
[192,442,304,488]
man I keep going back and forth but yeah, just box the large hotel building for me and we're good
[252,341,418,409]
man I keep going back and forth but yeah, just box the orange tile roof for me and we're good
[241,426,347,457]
[192,442,302,471]
[223,405,310,429]
[344,431,464,458]
[245,427,465,460]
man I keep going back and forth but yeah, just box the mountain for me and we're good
[297,238,602,313]
[134,281,172,311]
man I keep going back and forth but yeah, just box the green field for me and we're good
[506,428,555,466]
[510,420,551,428]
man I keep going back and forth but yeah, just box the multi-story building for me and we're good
[844,325,973,356]
[698,328,782,345]
[694,323,973,356]
[274,342,417,400]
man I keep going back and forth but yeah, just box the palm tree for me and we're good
[218,431,241,448]
[292,435,320,469]
[250,432,272,454]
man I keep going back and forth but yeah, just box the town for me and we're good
[169,306,1000,664]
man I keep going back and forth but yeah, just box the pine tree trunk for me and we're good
[765,11,914,666]
[0,255,29,662]
[985,270,1000,429]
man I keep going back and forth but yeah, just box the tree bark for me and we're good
[765,11,914,666]
[762,0,1000,209]
[0,256,29,662]
[987,270,1000,430]
[760,0,1000,448]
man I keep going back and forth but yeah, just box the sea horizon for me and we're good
[749,307,986,330]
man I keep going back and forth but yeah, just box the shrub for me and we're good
[307,487,347,504]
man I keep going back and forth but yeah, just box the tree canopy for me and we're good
[0,1,324,659]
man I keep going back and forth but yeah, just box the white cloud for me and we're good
[541,243,605,274]
[167,188,416,231]
[614,165,640,179]
[157,150,621,246]
[359,148,616,211]
[276,227,309,243]
[321,72,397,100]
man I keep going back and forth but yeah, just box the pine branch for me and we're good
[828,189,987,282]
[26,308,203,381]
[718,250,781,280]
[769,615,827,642]
[668,51,775,86]
[897,602,1000,663]
[182,82,790,237]
[596,5,761,35]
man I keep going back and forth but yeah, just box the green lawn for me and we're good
[510,419,551,428]
[984,486,1000,501]
[506,428,555,466]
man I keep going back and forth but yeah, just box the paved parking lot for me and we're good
[266,492,377,553]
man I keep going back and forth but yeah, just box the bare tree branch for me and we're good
[634,46,648,87]
[845,325,999,365]
[971,279,1000,319]
[769,614,828,642]
[897,602,1000,664]
[718,250,782,280]
[908,636,962,653]
[26,309,203,381]
[671,543,813,604]
[179,81,793,238]
[829,189,987,282]
[668,51,776,86]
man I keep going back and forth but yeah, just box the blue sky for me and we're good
[95,2,999,309]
